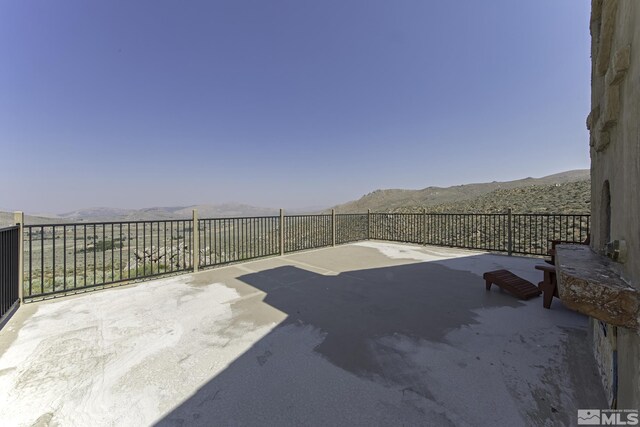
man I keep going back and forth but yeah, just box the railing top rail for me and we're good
[23,219,194,228]
[374,212,509,216]
[199,215,280,221]
[425,212,508,216]
[284,214,332,218]
[372,212,589,216]
[510,213,590,217]
[0,225,19,232]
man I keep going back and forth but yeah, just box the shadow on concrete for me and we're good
[155,254,538,426]
[238,262,522,377]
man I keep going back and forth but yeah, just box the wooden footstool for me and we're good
[483,269,541,300]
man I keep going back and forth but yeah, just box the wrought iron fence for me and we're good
[19,211,590,299]
[370,213,424,244]
[23,220,194,298]
[511,214,590,255]
[199,217,280,267]
[370,212,589,255]
[427,213,510,251]
[336,214,368,244]
[284,214,332,253]
[1,226,20,321]
[369,213,510,251]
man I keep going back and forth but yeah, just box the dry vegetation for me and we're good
[391,180,591,214]
[333,170,590,214]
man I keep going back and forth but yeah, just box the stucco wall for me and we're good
[589,0,640,409]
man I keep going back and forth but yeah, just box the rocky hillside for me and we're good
[333,170,590,214]
[391,180,590,214]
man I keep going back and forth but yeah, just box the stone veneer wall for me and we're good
[588,0,640,408]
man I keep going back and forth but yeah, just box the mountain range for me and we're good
[42,203,282,222]
[1,169,590,226]
[330,169,590,213]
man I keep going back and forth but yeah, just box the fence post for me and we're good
[280,209,285,256]
[423,208,427,246]
[332,209,336,247]
[192,209,199,272]
[367,209,371,240]
[14,212,24,302]
[507,208,513,256]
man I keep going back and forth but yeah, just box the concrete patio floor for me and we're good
[0,242,606,426]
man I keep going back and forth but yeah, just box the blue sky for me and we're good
[1,1,592,213]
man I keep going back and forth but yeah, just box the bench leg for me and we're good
[539,270,558,309]
[543,290,552,309]
[485,280,492,291]
[543,284,555,309]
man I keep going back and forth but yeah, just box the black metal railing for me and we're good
[511,214,590,256]
[370,213,425,244]
[23,220,194,298]
[336,214,368,244]
[284,215,332,253]
[370,213,508,252]
[424,213,509,252]
[370,212,509,250]
[1,226,20,321]
[199,216,280,267]
[369,212,589,255]
[19,211,590,299]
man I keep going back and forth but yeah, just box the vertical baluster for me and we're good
[63,225,67,290]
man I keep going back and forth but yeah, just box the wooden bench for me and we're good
[483,269,541,300]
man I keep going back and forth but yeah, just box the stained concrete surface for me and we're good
[0,242,607,426]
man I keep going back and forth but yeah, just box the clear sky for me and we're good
[1,1,592,213]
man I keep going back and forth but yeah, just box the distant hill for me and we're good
[52,203,281,222]
[3,170,590,226]
[2,203,320,225]
[0,212,73,228]
[390,180,590,214]
[332,169,590,214]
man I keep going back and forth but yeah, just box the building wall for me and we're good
[589,0,640,408]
